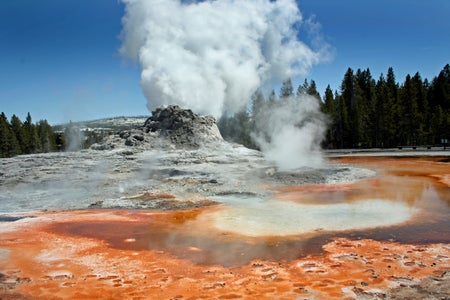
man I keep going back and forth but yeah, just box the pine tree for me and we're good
[37,120,57,152]
[322,85,335,115]
[306,79,321,100]
[297,79,309,96]
[279,78,294,99]
[429,64,450,144]
[375,74,394,147]
[355,68,375,147]
[321,85,336,148]
[234,110,254,148]
[217,110,255,149]
[251,90,265,120]
[386,67,398,99]
[0,112,20,157]
[250,90,265,133]
[340,68,355,147]
[429,64,450,110]
[428,64,450,144]
[0,112,10,157]
[10,114,25,155]
[385,67,401,146]
[398,74,420,145]
[23,112,41,153]
[335,93,349,149]
[430,105,446,144]
[410,72,429,144]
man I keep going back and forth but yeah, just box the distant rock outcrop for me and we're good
[91,105,223,150]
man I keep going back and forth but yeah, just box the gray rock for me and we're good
[143,105,223,148]
[92,105,223,151]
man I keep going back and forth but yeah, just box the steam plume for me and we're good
[120,0,328,118]
[252,95,327,170]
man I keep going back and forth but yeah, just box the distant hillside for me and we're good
[50,116,149,151]
[53,116,149,132]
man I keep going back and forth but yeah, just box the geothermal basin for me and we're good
[1,152,450,299]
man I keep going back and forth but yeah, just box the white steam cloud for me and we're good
[253,95,327,170]
[120,0,329,118]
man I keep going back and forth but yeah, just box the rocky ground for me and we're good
[1,106,449,299]
[0,105,375,213]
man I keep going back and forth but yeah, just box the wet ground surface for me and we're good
[1,155,450,299]
[52,156,450,263]
[0,145,377,213]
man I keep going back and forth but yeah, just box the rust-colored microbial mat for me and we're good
[1,156,450,299]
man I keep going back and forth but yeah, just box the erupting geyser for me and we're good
[120,0,329,117]
[120,0,331,168]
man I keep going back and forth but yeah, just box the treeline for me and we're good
[219,64,450,149]
[0,112,110,158]
[323,64,450,148]
[0,112,62,158]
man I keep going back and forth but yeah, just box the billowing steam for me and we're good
[120,0,328,117]
[253,95,327,169]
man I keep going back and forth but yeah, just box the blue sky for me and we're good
[0,0,448,124]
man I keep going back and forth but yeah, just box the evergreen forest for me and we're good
[0,112,109,158]
[0,112,61,158]
[219,64,450,150]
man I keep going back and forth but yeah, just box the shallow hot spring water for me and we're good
[51,156,450,267]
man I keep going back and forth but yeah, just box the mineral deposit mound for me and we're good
[143,105,223,147]
[93,105,223,150]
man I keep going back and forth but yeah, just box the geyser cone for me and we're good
[143,105,223,148]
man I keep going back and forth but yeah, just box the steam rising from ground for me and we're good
[253,95,327,169]
[120,0,329,117]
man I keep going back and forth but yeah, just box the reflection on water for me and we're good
[210,196,416,236]
[59,217,329,267]
[52,157,450,266]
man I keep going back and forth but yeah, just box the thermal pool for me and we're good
[1,156,449,299]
